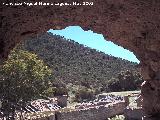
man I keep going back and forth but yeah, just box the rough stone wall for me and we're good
[30,102,126,120]
[55,102,126,120]
[1,0,160,119]
[34,115,55,120]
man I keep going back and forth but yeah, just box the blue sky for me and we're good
[48,26,140,63]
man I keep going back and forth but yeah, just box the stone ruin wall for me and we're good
[56,102,126,120]
[34,115,55,120]
[34,102,126,120]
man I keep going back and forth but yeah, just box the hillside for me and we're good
[19,32,139,89]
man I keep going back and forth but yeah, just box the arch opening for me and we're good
[0,26,144,119]
[1,1,160,119]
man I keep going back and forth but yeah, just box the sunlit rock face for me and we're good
[1,0,160,119]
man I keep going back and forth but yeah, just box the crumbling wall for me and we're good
[34,115,55,120]
[55,102,126,120]
[32,102,126,120]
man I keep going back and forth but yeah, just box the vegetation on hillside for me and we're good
[18,32,143,94]
[106,70,143,92]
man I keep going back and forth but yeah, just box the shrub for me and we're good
[74,87,95,102]
[107,78,122,92]
[53,87,68,96]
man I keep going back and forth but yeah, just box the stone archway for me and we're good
[1,0,160,119]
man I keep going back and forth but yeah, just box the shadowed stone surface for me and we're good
[1,0,160,119]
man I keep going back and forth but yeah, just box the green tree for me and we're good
[107,70,143,92]
[0,49,53,119]
[107,78,122,92]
